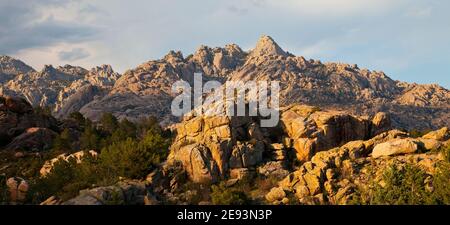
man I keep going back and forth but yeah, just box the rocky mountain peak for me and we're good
[90,65,115,76]
[41,64,56,74]
[164,50,184,63]
[250,35,287,57]
[57,65,89,77]
[0,55,35,76]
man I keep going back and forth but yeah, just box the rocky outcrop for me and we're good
[0,96,58,146]
[6,127,57,151]
[40,150,98,177]
[0,61,121,119]
[372,138,419,158]
[63,180,148,205]
[0,56,35,84]
[168,114,270,183]
[168,103,395,183]
[6,177,29,204]
[422,127,449,141]
[268,127,448,205]
[280,105,390,162]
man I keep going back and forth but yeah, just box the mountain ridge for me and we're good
[0,35,448,130]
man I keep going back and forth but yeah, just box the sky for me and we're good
[0,0,449,88]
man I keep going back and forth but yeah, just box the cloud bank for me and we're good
[1,0,449,87]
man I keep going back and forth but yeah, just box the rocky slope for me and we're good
[79,44,247,123]
[0,61,120,119]
[1,97,448,205]
[58,119,449,205]
[81,35,449,129]
[266,127,449,205]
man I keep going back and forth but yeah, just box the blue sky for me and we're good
[1,0,449,88]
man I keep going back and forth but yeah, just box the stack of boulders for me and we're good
[266,127,449,205]
[168,112,274,183]
[280,104,391,163]
[168,104,393,184]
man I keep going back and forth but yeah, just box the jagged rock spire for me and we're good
[250,35,287,57]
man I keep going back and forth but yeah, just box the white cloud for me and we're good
[266,0,405,16]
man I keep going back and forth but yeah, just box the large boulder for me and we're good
[63,180,147,205]
[280,105,388,162]
[6,177,29,204]
[265,187,286,203]
[167,143,219,183]
[422,127,449,141]
[372,138,419,158]
[417,138,443,151]
[371,112,392,136]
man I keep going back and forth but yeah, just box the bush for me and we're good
[23,112,173,203]
[210,182,249,205]
[354,158,450,205]
[100,112,118,134]
[79,122,100,150]
[52,128,72,152]
[99,129,169,179]
[34,106,52,117]
[69,111,86,126]
[369,164,430,205]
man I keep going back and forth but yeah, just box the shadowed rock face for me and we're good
[0,96,58,146]
[1,35,448,130]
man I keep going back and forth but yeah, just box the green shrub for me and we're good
[100,112,118,134]
[210,182,249,205]
[354,159,450,205]
[69,111,86,126]
[369,164,429,205]
[429,161,450,204]
[52,128,72,152]
[23,113,173,203]
[99,130,169,179]
[79,123,100,150]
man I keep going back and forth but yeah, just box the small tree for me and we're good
[80,124,100,150]
[52,128,72,151]
[69,111,86,126]
[100,112,118,134]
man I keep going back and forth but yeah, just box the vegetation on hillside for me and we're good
[353,145,450,205]
[0,112,172,203]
